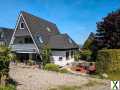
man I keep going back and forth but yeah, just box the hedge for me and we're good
[96,49,120,74]
[44,63,59,72]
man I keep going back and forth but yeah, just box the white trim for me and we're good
[9,13,22,46]
[9,13,40,54]
[21,14,40,53]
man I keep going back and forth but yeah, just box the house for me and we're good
[2,11,79,66]
[0,28,14,46]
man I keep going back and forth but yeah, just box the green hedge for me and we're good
[44,63,59,72]
[80,50,92,60]
[96,49,120,74]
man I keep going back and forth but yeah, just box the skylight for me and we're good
[68,38,72,43]
[46,27,51,32]
[39,36,43,43]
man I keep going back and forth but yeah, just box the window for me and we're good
[59,57,63,61]
[68,38,72,43]
[46,27,51,32]
[66,51,69,60]
[39,36,43,43]
[20,22,24,29]
[24,37,33,43]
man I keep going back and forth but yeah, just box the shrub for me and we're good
[0,84,15,90]
[74,51,80,61]
[80,50,92,60]
[41,44,52,66]
[96,49,120,74]
[59,68,69,73]
[44,63,59,72]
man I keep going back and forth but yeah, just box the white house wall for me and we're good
[51,51,74,66]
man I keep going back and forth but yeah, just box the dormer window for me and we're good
[20,22,24,29]
[46,27,51,32]
[39,36,43,43]
[68,38,72,43]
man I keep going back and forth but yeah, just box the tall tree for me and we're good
[95,10,120,49]
[83,32,95,50]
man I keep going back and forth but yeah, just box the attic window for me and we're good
[68,38,72,43]
[46,27,51,32]
[20,22,24,29]
[39,36,43,43]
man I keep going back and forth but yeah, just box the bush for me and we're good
[74,51,80,61]
[80,50,92,60]
[96,49,120,74]
[0,84,15,90]
[59,68,69,73]
[44,63,59,72]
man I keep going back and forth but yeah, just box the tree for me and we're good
[41,44,52,66]
[83,32,95,50]
[0,45,16,86]
[95,9,120,49]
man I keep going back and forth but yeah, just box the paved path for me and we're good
[9,63,110,90]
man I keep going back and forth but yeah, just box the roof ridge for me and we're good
[21,11,56,25]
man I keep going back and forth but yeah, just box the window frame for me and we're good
[46,27,51,32]
[39,36,43,43]
[20,22,24,29]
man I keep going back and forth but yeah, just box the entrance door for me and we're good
[17,53,29,62]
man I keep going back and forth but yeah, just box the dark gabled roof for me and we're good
[0,27,14,45]
[20,11,79,50]
[21,11,60,36]
[48,34,79,49]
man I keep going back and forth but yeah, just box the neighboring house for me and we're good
[2,11,79,66]
[0,28,14,46]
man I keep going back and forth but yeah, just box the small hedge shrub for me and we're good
[59,68,69,73]
[0,84,16,90]
[96,49,120,74]
[80,50,92,60]
[44,63,59,72]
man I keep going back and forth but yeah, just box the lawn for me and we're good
[0,84,16,90]
[48,80,103,90]
[108,72,120,80]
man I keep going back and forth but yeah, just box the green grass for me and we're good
[48,80,103,90]
[108,72,120,80]
[49,85,81,90]
[0,84,16,90]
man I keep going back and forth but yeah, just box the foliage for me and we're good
[0,84,15,90]
[83,32,95,50]
[95,10,120,49]
[44,63,59,72]
[96,49,120,76]
[59,68,69,73]
[74,51,80,61]
[80,50,92,60]
[28,59,34,66]
[0,45,16,85]
[41,44,52,66]
[49,85,81,90]
[108,71,120,80]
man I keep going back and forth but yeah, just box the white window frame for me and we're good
[39,36,43,43]
[46,27,51,32]
[20,22,24,29]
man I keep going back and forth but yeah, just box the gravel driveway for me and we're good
[9,63,110,90]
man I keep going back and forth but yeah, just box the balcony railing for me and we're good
[10,44,37,53]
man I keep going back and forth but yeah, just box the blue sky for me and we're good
[0,0,120,44]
